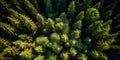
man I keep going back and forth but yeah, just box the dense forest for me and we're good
[0,0,120,60]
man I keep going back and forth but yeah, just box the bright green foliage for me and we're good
[46,18,55,32]
[77,54,87,60]
[69,39,77,47]
[69,48,77,56]
[0,38,10,49]
[0,22,17,36]
[13,40,34,49]
[61,34,69,43]
[97,41,110,51]
[3,46,18,55]
[19,48,33,59]
[62,24,70,34]
[71,30,81,39]
[0,0,119,60]
[85,8,100,22]
[36,13,45,27]
[60,51,69,60]
[12,40,24,48]
[18,34,33,42]
[35,46,43,53]
[55,22,64,31]
[36,36,49,47]
[50,33,60,43]
[34,55,45,60]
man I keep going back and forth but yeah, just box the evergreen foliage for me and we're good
[0,0,120,60]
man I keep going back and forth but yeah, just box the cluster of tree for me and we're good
[0,0,120,60]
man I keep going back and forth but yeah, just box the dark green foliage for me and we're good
[85,8,100,22]
[0,0,120,60]
[67,1,76,19]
